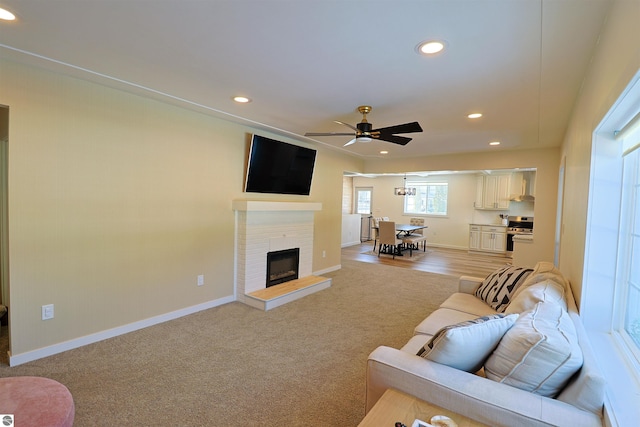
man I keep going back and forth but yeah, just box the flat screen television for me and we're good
[244,134,317,195]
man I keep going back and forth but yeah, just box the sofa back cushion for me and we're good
[515,261,570,298]
[475,265,533,312]
[485,302,583,397]
[417,313,518,373]
[504,280,567,314]
[556,311,606,414]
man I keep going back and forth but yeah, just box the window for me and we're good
[355,187,372,214]
[618,114,640,357]
[403,182,448,215]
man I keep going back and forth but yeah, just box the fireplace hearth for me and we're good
[266,248,300,287]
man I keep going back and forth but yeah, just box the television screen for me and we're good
[244,134,317,195]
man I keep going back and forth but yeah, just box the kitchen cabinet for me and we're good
[469,225,481,250]
[474,174,511,210]
[469,225,507,254]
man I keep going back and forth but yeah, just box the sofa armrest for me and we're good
[366,346,603,427]
[458,276,483,294]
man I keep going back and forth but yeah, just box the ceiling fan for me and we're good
[304,105,423,146]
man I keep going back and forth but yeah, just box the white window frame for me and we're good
[354,187,372,215]
[583,71,640,426]
[403,181,448,216]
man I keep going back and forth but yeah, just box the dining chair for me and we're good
[402,217,428,253]
[371,217,383,251]
[377,221,403,259]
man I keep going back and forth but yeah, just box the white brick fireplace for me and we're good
[232,200,325,307]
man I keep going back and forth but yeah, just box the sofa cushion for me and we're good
[513,261,570,301]
[475,265,533,312]
[485,302,583,397]
[504,280,567,314]
[556,311,606,413]
[417,313,518,372]
[401,334,432,354]
[439,293,499,317]
[414,308,484,336]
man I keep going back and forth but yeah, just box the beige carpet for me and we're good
[0,260,457,426]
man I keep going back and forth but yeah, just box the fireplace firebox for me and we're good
[266,248,300,287]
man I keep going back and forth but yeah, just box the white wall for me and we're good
[1,57,363,362]
[341,214,361,247]
[558,0,640,306]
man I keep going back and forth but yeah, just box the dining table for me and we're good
[385,223,428,256]
[394,223,428,237]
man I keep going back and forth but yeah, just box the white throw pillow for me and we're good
[485,302,583,397]
[504,280,567,314]
[475,265,533,312]
[417,313,518,372]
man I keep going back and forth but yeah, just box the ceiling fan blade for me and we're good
[334,120,358,131]
[372,121,423,135]
[343,138,357,146]
[305,132,356,137]
[375,134,413,145]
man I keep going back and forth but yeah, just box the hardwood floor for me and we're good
[341,242,512,278]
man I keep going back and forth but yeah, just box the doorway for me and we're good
[355,187,373,242]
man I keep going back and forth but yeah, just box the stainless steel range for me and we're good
[506,216,534,257]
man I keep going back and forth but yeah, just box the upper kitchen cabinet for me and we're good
[474,173,511,210]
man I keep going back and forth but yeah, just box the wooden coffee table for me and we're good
[358,388,489,427]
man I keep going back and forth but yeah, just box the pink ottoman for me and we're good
[0,376,75,427]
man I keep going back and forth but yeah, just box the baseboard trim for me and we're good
[314,264,341,275]
[8,295,235,366]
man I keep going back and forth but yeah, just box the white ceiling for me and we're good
[0,0,611,159]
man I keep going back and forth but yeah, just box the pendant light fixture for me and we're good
[394,174,416,196]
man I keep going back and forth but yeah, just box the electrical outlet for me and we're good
[42,304,54,320]
[197,274,204,286]
[322,250,326,258]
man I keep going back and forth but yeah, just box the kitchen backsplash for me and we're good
[472,201,534,224]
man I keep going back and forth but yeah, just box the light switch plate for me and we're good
[42,304,54,320]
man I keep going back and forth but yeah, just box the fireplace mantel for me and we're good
[232,200,322,212]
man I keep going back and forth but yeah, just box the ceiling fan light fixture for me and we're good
[304,105,422,148]
[416,40,445,55]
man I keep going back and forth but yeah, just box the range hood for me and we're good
[510,171,535,202]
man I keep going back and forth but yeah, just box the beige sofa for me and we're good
[366,262,606,427]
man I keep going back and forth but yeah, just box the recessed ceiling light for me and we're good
[0,7,16,21]
[489,141,501,146]
[416,40,445,55]
[468,113,483,119]
[233,96,251,104]
[380,150,388,155]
